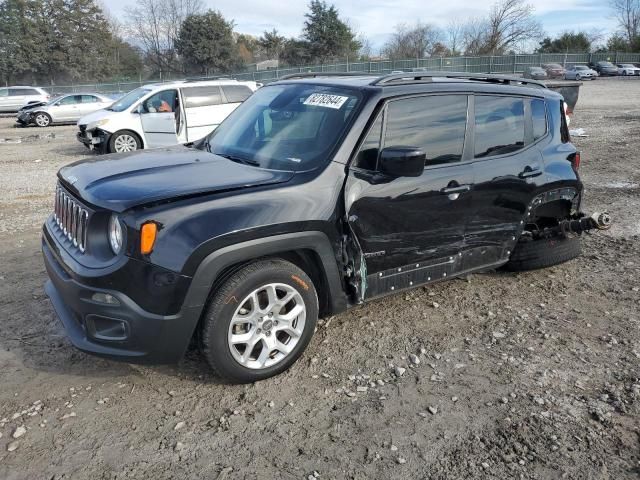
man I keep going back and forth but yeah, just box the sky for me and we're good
[103,0,618,51]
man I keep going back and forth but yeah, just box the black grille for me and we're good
[53,185,90,253]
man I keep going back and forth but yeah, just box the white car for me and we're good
[0,86,49,112]
[16,93,113,127]
[617,63,640,76]
[77,80,259,154]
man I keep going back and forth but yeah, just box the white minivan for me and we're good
[76,79,259,154]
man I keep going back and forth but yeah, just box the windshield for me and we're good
[106,87,151,112]
[202,84,362,171]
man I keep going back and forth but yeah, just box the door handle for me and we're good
[440,184,471,194]
[518,165,542,178]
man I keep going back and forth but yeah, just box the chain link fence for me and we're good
[42,52,640,96]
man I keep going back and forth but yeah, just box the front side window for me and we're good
[354,113,383,170]
[474,96,524,158]
[531,99,547,141]
[204,84,361,171]
[58,95,81,105]
[384,95,468,166]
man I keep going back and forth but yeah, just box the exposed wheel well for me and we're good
[526,199,572,232]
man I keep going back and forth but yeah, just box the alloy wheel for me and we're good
[113,134,137,152]
[228,283,306,370]
[35,114,50,127]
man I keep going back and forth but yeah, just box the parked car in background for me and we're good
[565,65,598,80]
[541,63,566,79]
[617,63,640,75]
[0,86,49,112]
[593,61,618,76]
[16,93,113,127]
[523,66,548,80]
[77,79,259,154]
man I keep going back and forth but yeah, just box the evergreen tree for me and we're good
[302,1,360,63]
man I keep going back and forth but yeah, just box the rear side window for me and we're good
[10,88,39,96]
[58,95,82,105]
[182,86,222,108]
[474,96,524,158]
[0,88,7,97]
[221,85,253,103]
[81,95,99,103]
[384,95,468,166]
[531,99,547,141]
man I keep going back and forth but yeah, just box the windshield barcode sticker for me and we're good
[303,93,349,109]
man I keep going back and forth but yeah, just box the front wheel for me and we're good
[574,73,581,80]
[108,131,141,153]
[34,112,51,127]
[200,259,318,383]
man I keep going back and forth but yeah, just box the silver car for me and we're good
[0,86,49,112]
[16,93,113,127]
[564,65,598,80]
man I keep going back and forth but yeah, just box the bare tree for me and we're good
[382,22,442,60]
[610,0,640,43]
[462,18,487,55]
[446,19,465,56]
[483,0,542,54]
[124,0,203,76]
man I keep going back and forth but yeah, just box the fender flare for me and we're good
[176,231,348,352]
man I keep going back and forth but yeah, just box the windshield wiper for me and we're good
[214,152,260,166]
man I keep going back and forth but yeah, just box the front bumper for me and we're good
[42,227,201,364]
[77,127,110,153]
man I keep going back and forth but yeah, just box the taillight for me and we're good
[563,101,571,126]
[569,151,581,171]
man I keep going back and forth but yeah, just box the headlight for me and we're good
[108,214,123,254]
[95,119,110,127]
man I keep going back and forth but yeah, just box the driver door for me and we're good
[140,90,179,148]
[345,94,475,299]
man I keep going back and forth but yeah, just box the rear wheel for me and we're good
[109,131,141,153]
[200,259,318,383]
[34,112,51,127]
[504,236,581,272]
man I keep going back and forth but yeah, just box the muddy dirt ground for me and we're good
[0,79,638,480]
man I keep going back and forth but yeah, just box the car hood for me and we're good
[58,146,296,212]
[78,108,115,126]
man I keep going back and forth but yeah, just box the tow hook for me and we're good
[552,212,612,235]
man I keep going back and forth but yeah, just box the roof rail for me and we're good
[184,76,234,82]
[370,71,547,89]
[278,71,373,80]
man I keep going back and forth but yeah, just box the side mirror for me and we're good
[379,146,425,177]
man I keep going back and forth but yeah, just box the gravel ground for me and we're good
[0,79,639,480]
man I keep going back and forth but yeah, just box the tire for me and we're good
[574,73,581,81]
[34,112,51,127]
[504,235,582,272]
[200,259,318,383]
[108,130,141,153]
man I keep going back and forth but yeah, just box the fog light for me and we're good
[91,292,120,305]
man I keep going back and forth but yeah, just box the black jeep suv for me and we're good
[43,72,609,383]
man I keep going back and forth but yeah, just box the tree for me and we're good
[0,0,44,84]
[446,19,465,56]
[536,32,592,53]
[258,29,286,60]
[125,0,204,77]
[280,39,313,66]
[382,22,442,60]
[610,0,640,44]
[175,10,238,75]
[482,0,543,54]
[303,0,361,63]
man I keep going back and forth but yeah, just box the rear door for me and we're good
[181,85,223,142]
[139,89,179,148]
[79,95,103,117]
[0,88,9,111]
[345,93,475,299]
[469,95,547,256]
